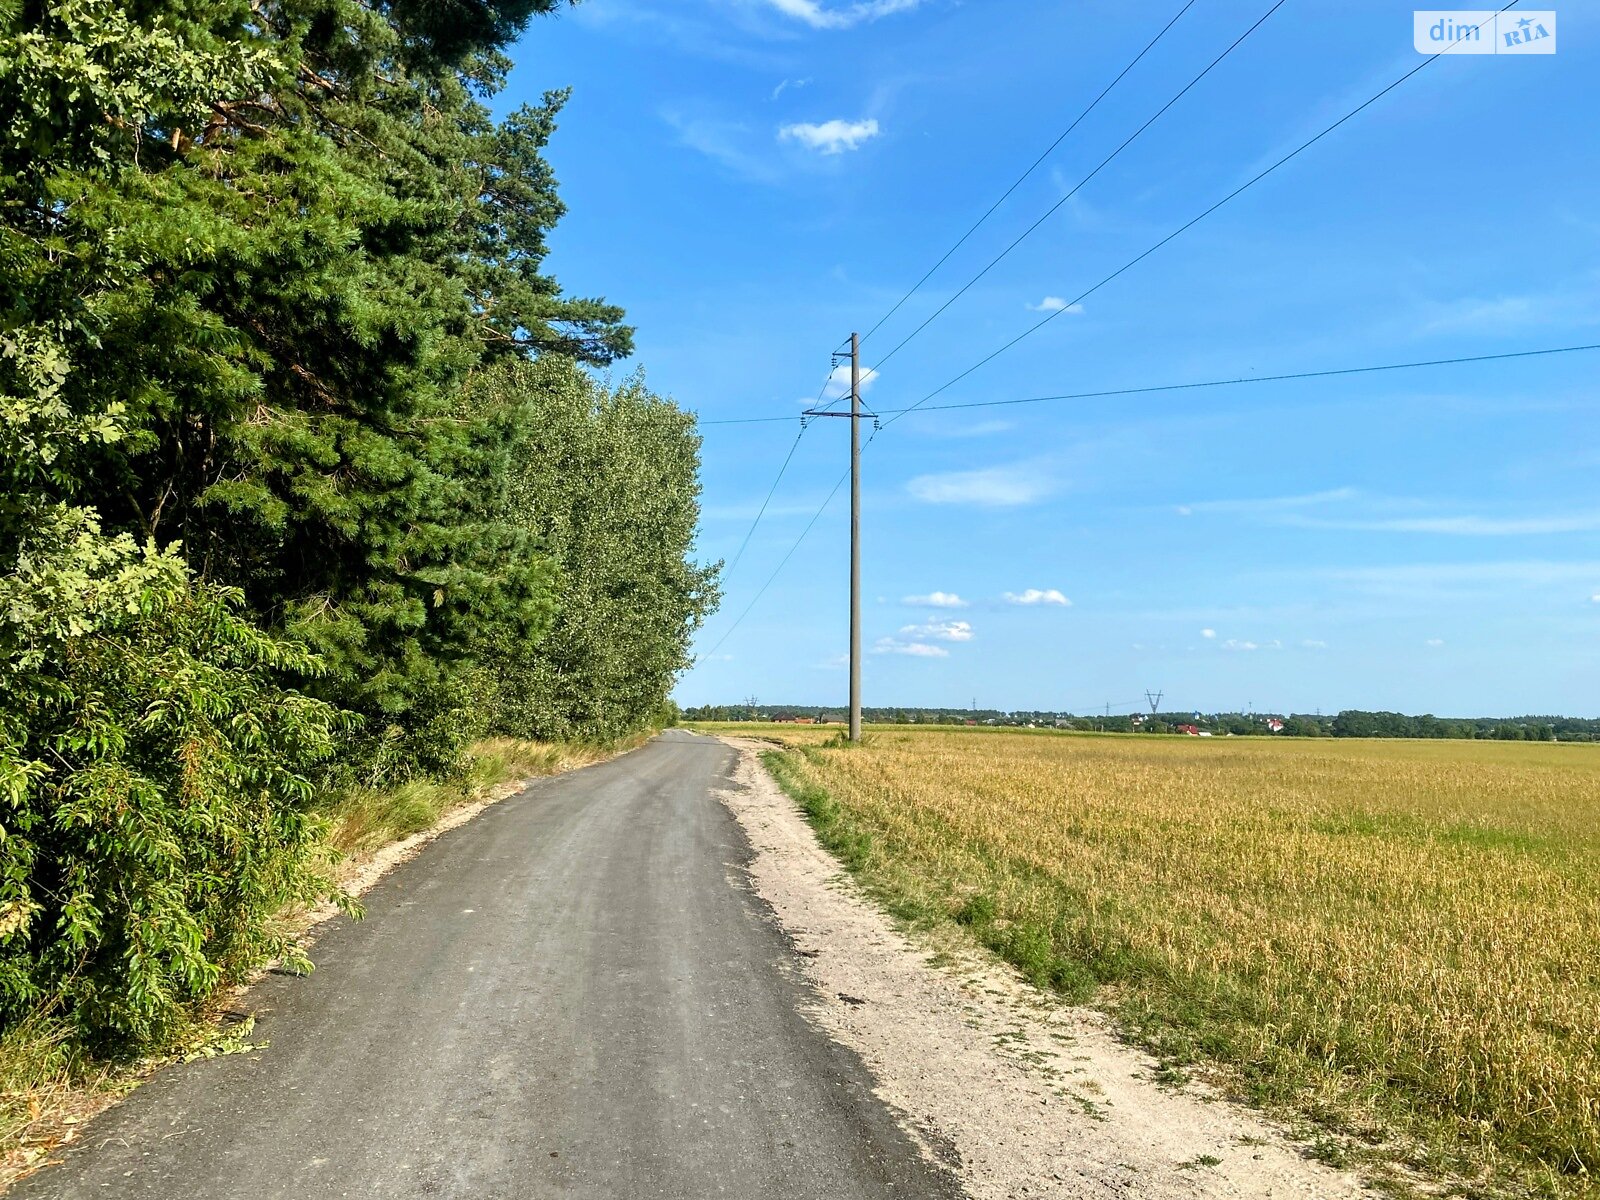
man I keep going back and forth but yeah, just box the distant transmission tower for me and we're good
[1145,690,1164,715]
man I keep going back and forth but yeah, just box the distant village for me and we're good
[679,705,1598,742]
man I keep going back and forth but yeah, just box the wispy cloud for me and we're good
[1282,512,1600,536]
[1003,588,1070,607]
[779,118,880,154]
[1299,560,1600,603]
[873,636,948,658]
[915,419,1015,439]
[1201,628,1217,639]
[907,464,1053,507]
[1413,287,1600,338]
[662,110,777,181]
[1179,487,1358,516]
[1222,638,1282,652]
[904,591,967,608]
[1181,486,1600,537]
[899,619,973,642]
[1026,296,1084,314]
[1426,638,1446,647]
[1301,638,1328,649]
[763,0,922,29]
[771,77,812,99]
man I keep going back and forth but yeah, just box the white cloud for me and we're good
[1201,628,1217,639]
[779,118,880,154]
[907,464,1053,507]
[1301,639,1328,649]
[1026,296,1084,314]
[1592,594,1600,603]
[900,619,973,642]
[814,361,879,404]
[1003,589,1070,607]
[1222,639,1260,652]
[873,636,948,658]
[903,591,968,608]
[1426,638,1446,647]
[763,0,922,29]
[771,77,811,99]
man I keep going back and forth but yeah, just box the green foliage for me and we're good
[475,358,720,741]
[0,0,715,1060]
[2,0,623,779]
[0,507,343,1051]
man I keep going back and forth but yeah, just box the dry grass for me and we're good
[702,723,1600,1199]
[323,736,632,860]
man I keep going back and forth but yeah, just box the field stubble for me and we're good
[706,723,1600,1198]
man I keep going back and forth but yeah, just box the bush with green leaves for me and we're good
[0,507,343,1051]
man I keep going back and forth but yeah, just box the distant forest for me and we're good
[682,705,1600,743]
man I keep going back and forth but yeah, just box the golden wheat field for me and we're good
[700,723,1600,1197]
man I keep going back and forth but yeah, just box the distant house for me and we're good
[771,714,816,725]
[1177,724,1200,736]
[1265,718,1286,733]
[816,713,842,725]
[964,719,978,726]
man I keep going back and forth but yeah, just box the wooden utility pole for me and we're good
[802,335,869,743]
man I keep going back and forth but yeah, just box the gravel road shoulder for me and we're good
[712,735,1376,1200]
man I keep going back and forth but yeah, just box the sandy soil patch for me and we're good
[714,736,1375,1200]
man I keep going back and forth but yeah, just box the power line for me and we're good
[689,336,1592,661]
[866,0,1287,378]
[694,4,1531,667]
[858,0,1200,348]
[697,341,1599,428]
[722,424,808,580]
[717,343,852,584]
[695,429,881,664]
[882,0,1522,430]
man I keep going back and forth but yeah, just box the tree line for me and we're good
[685,706,1596,742]
[1,1,716,1051]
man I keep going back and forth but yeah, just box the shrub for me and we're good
[0,509,344,1051]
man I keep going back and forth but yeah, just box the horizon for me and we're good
[681,701,1600,722]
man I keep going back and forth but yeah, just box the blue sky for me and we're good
[506,1,1597,717]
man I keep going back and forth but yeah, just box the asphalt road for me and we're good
[18,731,959,1200]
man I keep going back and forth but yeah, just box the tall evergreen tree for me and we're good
[3,0,630,775]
